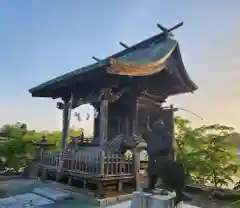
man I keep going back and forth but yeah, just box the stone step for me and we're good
[33,187,72,201]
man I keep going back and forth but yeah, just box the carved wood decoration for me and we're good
[101,87,129,103]
[137,89,166,108]
[71,87,129,110]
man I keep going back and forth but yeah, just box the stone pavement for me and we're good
[0,185,72,208]
[0,178,232,208]
[0,193,54,207]
[0,179,79,208]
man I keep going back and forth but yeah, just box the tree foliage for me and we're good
[174,116,239,188]
[0,118,239,189]
[0,122,83,172]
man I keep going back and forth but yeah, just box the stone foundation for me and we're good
[131,190,175,208]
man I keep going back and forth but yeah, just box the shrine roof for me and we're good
[29,27,197,99]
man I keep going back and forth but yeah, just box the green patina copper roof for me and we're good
[29,33,167,95]
[29,31,197,98]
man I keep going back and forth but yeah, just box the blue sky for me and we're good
[0,1,239,135]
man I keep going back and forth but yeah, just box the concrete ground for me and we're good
[0,179,96,207]
[0,178,233,208]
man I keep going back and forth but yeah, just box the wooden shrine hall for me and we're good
[28,22,197,195]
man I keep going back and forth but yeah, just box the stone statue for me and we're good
[142,117,191,207]
[154,156,191,206]
[142,117,172,190]
[105,134,146,156]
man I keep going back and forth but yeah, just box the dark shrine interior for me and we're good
[90,68,178,140]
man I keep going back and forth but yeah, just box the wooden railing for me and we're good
[40,150,133,177]
[41,151,59,168]
[63,151,103,175]
[103,155,132,176]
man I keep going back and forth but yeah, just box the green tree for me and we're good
[174,116,239,188]
[0,122,86,173]
[0,136,32,172]
[0,123,27,139]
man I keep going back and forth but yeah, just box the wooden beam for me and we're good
[138,95,163,106]
[71,87,129,109]
[103,87,129,103]
[92,56,101,62]
[157,24,174,37]
[168,21,184,32]
[141,90,166,103]
[157,21,184,37]
[119,42,129,49]
[137,100,160,109]
[71,93,103,109]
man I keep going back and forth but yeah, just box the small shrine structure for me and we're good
[29,22,197,196]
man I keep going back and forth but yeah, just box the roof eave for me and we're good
[29,32,169,97]
[173,44,198,93]
[29,34,198,98]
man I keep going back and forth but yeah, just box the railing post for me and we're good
[99,150,105,175]
[71,150,74,173]
[39,146,44,163]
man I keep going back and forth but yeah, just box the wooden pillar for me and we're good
[117,119,121,134]
[93,105,100,138]
[125,116,130,135]
[99,150,105,175]
[94,115,100,138]
[170,105,175,160]
[132,99,139,135]
[99,100,108,149]
[61,101,69,152]
[61,94,73,158]
[133,149,141,190]
[57,93,73,181]
[132,99,140,190]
